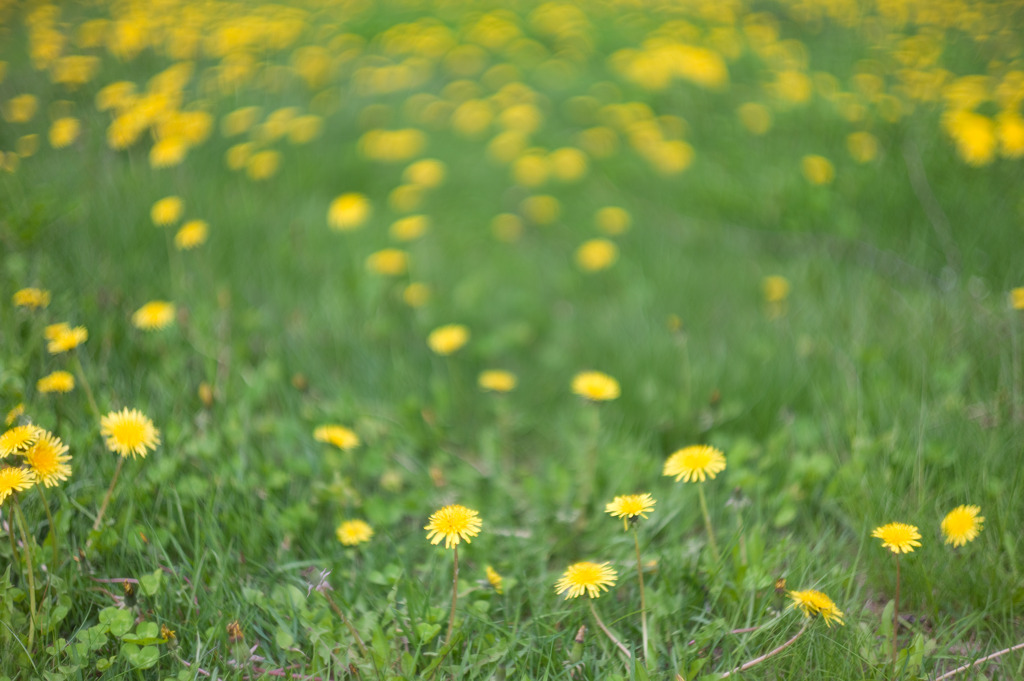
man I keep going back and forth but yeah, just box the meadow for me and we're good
[1,0,1024,678]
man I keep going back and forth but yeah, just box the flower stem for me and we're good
[633,529,649,660]
[91,456,125,539]
[588,598,631,658]
[72,353,101,421]
[934,641,1024,680]
[893,554,901,667]
[697,484,721,563]
[444,545,459,647]
[35,485,58,569]
[13,496,37,651]
[719,621,808,678]
[321,590,380,680]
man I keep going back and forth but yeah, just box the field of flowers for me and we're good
[2,0,1023,678]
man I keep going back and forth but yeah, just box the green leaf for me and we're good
[77,625,108,651]
[275,627,295,650]
[99,607,134,638]
[139,569,162,597]
[415,622,441,643]
[121,643,160,669]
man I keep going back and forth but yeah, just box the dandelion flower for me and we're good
[428,324,469,356]
[132,301,176,330]
[789,589,845,627]
[605,493,656,531]
[478,370,517,393]
[313,425,360,451]
[49,117,81,148]
[941,505,984,547]
[0,466,36,504]
[13,287,50,309]
[571,371,620,401]
[486,565,504,594]
[872,522,922,554]
[328,192,372,231]
[175,219,208,250]
[425,504,482,549]
[762,276,791,304]
[151,196,184,226]
[801,154,835,185]
[37,370,75,394]
[365,249,409,276]
[595,206,631,235]
[575,238,619,272]
[5,404,25,426]
[46,325,88,354]
[23,431,71,487]
[100,408,160,459]
[389,215,430,242]
[1010,287,1024,310]
[1,425,40,458]
[403,159,446,188]
[403,282,431,307]
[663,445,727,483]
[336,519,374,546]
[555,561,617,599]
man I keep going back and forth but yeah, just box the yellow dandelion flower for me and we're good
[941,505,984,547]
[847,131,879,163]
[389,215,430,242]
[428,324,470,356]
[403,282,431,307]
[0,466,37,505]
[663,445,727,483]
[365,249,409,276]
[491,213,524,242]
[486,565,504,594]
[13,287,50,309]
[336,519,374,546]
[520,194,561,225]
[595,206,631,235]
[17,134,39,158]
[801,154,835,185]
[46,325,88,354]
[571,371,620,402]
[555,561,618,599]
[4,94,38,123]
[762,275,791,303]
[100,408,160,459]
[23,431,71,487]
[478,370,517,393]
[1010,287,1024,310]
[246,149,280,181]
[788,589,845,627]
[403,158,447,188]
[5,404,25,426]
[37,370,75,394]
[132,301,176,330]
[328,192,372,231]
[1,425,41,458]
[425,504,482,549]
[151,196,184,226]
[49,117,80,148]
[313,425,360,451]
[872,522,922,554]
[149,137,187,168]
[605,493,657,531]
[575,238,619,272]
[175,220,208,250]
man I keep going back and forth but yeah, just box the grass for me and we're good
[1,0,1024,678]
